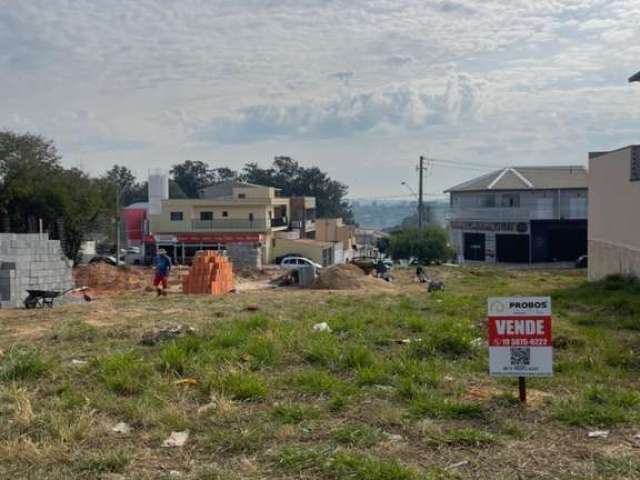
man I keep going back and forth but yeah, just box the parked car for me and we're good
[88,255,118,266]
[280,256,323,270]
[575,255,588,269]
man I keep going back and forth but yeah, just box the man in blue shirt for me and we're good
[153,248,172,296]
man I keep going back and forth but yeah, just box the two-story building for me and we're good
[445,166,588,264]
[145,180,293,267]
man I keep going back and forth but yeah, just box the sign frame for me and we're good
[487,296,553,379]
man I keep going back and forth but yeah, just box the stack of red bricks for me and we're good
[182,251,235,295]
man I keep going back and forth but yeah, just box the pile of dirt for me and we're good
[310,263,395,290]
[74,263,147,291]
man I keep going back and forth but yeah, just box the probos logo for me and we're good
[489,300,506,314]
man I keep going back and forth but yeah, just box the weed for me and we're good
[303,333,341,368]
[98,351,153,395]
[594,454,640,477]
[52,319,98,342]
[330,424,384,448]
[402,319,477,361]
[426,428,497,448]
[392,358,441,388]
[329,452,419,480]
[357,363,391,386]
[340,344,375,370]
[292,370,341,395]
[205,425,269,454]
[220,371,267,400]
[159,342,191,376]
[73,450,130,474]
[409,394,483,420]
[553,385,640,426]
[272,403,320,424]
[272,447,419,480]
[244,336,280,368]
[328,394,349,412]
[272,446,325,471]
[0,346,48,381]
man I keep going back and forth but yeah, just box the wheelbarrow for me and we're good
[24,287,87,309]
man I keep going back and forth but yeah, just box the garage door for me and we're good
[464,233,485,261]
[496,234,530,263]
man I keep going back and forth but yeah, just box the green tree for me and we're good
[388,226,454,264]
[242,156,354,222]
[0,131,110,261]
[104,165,148,206]
[170,160,217,198]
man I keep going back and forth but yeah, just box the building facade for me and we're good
[446,167,588,264]
[146,181,294,266]
[588,146,640,280]
[315,218,357,263]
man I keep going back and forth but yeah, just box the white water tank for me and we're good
[148,169,169,215]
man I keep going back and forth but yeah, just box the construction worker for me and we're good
[153,248,172,297]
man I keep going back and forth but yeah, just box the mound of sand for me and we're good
[74,263,147,291]
[310,263,395,290]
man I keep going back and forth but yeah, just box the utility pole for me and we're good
[418,156,424,229]
[115,184,121,266]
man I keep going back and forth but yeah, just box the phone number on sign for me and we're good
[498,338,550,346]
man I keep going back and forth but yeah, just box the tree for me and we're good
[388,226,454,264]
[104,165,148,206]
[0,131,111,261]
[170,160,217,198]
[376,236,390,255]
[241,157,354,222]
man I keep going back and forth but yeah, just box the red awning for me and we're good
[145,234,262,244]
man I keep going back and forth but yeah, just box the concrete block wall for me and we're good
[226,242,262,270]
[0,234,74,308]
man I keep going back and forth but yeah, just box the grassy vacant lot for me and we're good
[1,267,640,479]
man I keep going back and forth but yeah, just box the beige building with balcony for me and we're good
[445,166,588,263]
[588,146,640,280]
[146,181,292,265]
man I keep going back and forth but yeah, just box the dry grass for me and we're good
[0,266,639,479]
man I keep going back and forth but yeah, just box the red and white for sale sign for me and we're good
[487,297,553,377]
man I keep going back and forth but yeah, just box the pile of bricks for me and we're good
[182,251,235,295]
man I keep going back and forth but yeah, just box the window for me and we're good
[632,147,640,182]
[222,211,229,217]
[200,211,213,221]
[501,194,520,208]
[481,194,495,208]
[249,213,254,221]
[238,193,246,199]
[170,212,183,221]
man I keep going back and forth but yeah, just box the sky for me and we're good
[1,0,640,199]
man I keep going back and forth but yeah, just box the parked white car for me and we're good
[280,256,323,270]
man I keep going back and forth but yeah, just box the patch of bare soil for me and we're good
[74,263,148,291]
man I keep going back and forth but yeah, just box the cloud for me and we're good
[1,0,640,195]
[202,70,480,143]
